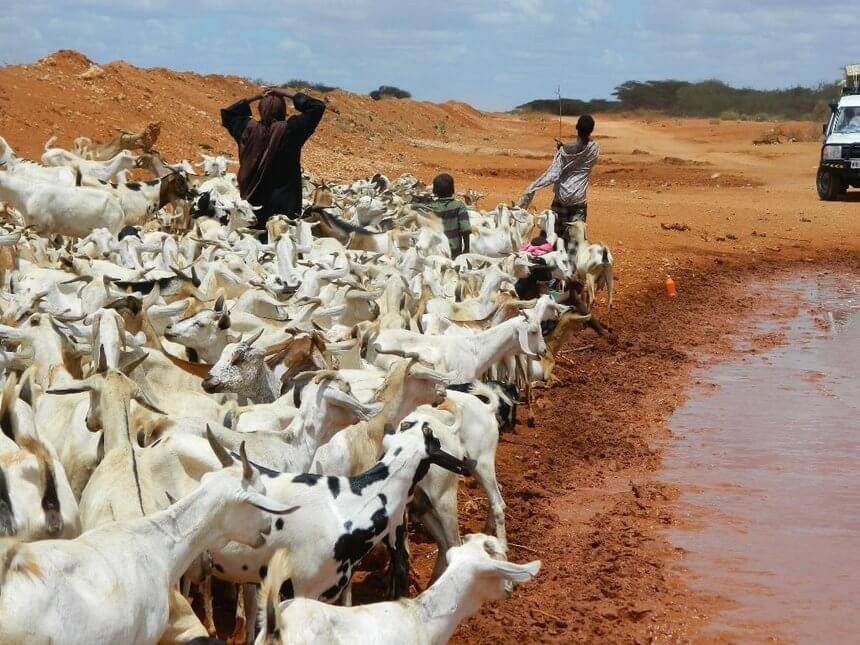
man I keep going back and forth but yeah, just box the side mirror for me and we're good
[828,102,838,114]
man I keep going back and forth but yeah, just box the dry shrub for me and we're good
[776,123,820,143]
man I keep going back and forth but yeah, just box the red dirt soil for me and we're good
[2,51,859,644]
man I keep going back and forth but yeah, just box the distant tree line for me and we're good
[517,79,841,120]
[281,79,340,93]
[246,78,412,101]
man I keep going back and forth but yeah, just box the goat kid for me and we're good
[257,533,540,645]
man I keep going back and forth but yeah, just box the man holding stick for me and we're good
[517,114,598,248]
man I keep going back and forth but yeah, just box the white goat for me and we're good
[372,316,546,383]
[42,146,137,184]
[207,423,474,602]
[0,172,125,236]
[257,534,540,645]
[568,220,614,315]
[0,450,298,645]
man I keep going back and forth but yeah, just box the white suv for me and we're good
[818,68,860,200]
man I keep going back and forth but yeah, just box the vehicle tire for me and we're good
[816,168,841,201]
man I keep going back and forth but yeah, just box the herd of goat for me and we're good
[0,131,613,644]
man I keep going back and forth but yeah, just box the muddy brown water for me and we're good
[664,273,860,643]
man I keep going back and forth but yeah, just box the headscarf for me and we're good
[237,95,288,205]
[259,95,286,125]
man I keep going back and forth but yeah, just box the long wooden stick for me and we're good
[556,85,563,140]
[534,607,565,623]
[509,542,541,555]
[559,343,594,356]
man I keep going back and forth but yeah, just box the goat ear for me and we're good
[214,295,224,312]
[95,345,108,374]
[217,312,231,330]
[18,369,34,407]
[239,441,253,482]
[1,372,18,429]
[133,386,166,416]
[47,379,95,395]
[492,559,542,583]
[91,310,102,344]
[119,350,148,376]
[190,267,201,288]
[421,422,433,440]
[206,425,234,468]
[243,492,300,516]
[398,419,418,433]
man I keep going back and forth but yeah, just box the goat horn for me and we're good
[239,442,253,482]
[244,328,264,347]
[54,312,88,323]
[309,369,341,384]
[206,425,233,468]
[407,364,455,383]
[59,274,94,286]
[372,345,421,361]
[291,370,323,383]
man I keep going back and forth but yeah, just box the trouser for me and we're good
[551,201,587,248]
[255,185,303,229]
[253,203,273,230]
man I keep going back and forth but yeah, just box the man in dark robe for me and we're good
[221,87,326,228]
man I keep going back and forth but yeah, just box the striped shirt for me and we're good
[430,197,471,256]
[518,138,599,208]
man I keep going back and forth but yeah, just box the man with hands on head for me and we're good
[221,85,326,230]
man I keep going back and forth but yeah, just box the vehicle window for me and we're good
[833,107,860,134]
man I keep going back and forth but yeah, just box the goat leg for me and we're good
[201,577,216,637]
[516,355,535,428]
[564,285,607,336]
[385,522,410,599]
[243,583,257,645]
[228,584,246,645]
[411,486,459,583]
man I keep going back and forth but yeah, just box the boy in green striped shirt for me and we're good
[429,173,471,258]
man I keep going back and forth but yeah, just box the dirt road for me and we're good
[2,51,858,644]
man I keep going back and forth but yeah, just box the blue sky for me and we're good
[1,1,857,110]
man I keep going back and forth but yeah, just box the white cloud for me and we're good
[278,38,313,60]
[0,1,855,109]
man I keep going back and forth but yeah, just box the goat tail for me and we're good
[600,245,611,265]
[0,539,20,588]
[43,136,57,152]
[0,371,17,437]
[0,539,41,591]
[436,397,464,433]
[258,548,293,643]
[17,435,63,536]
[468,380,501,411]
